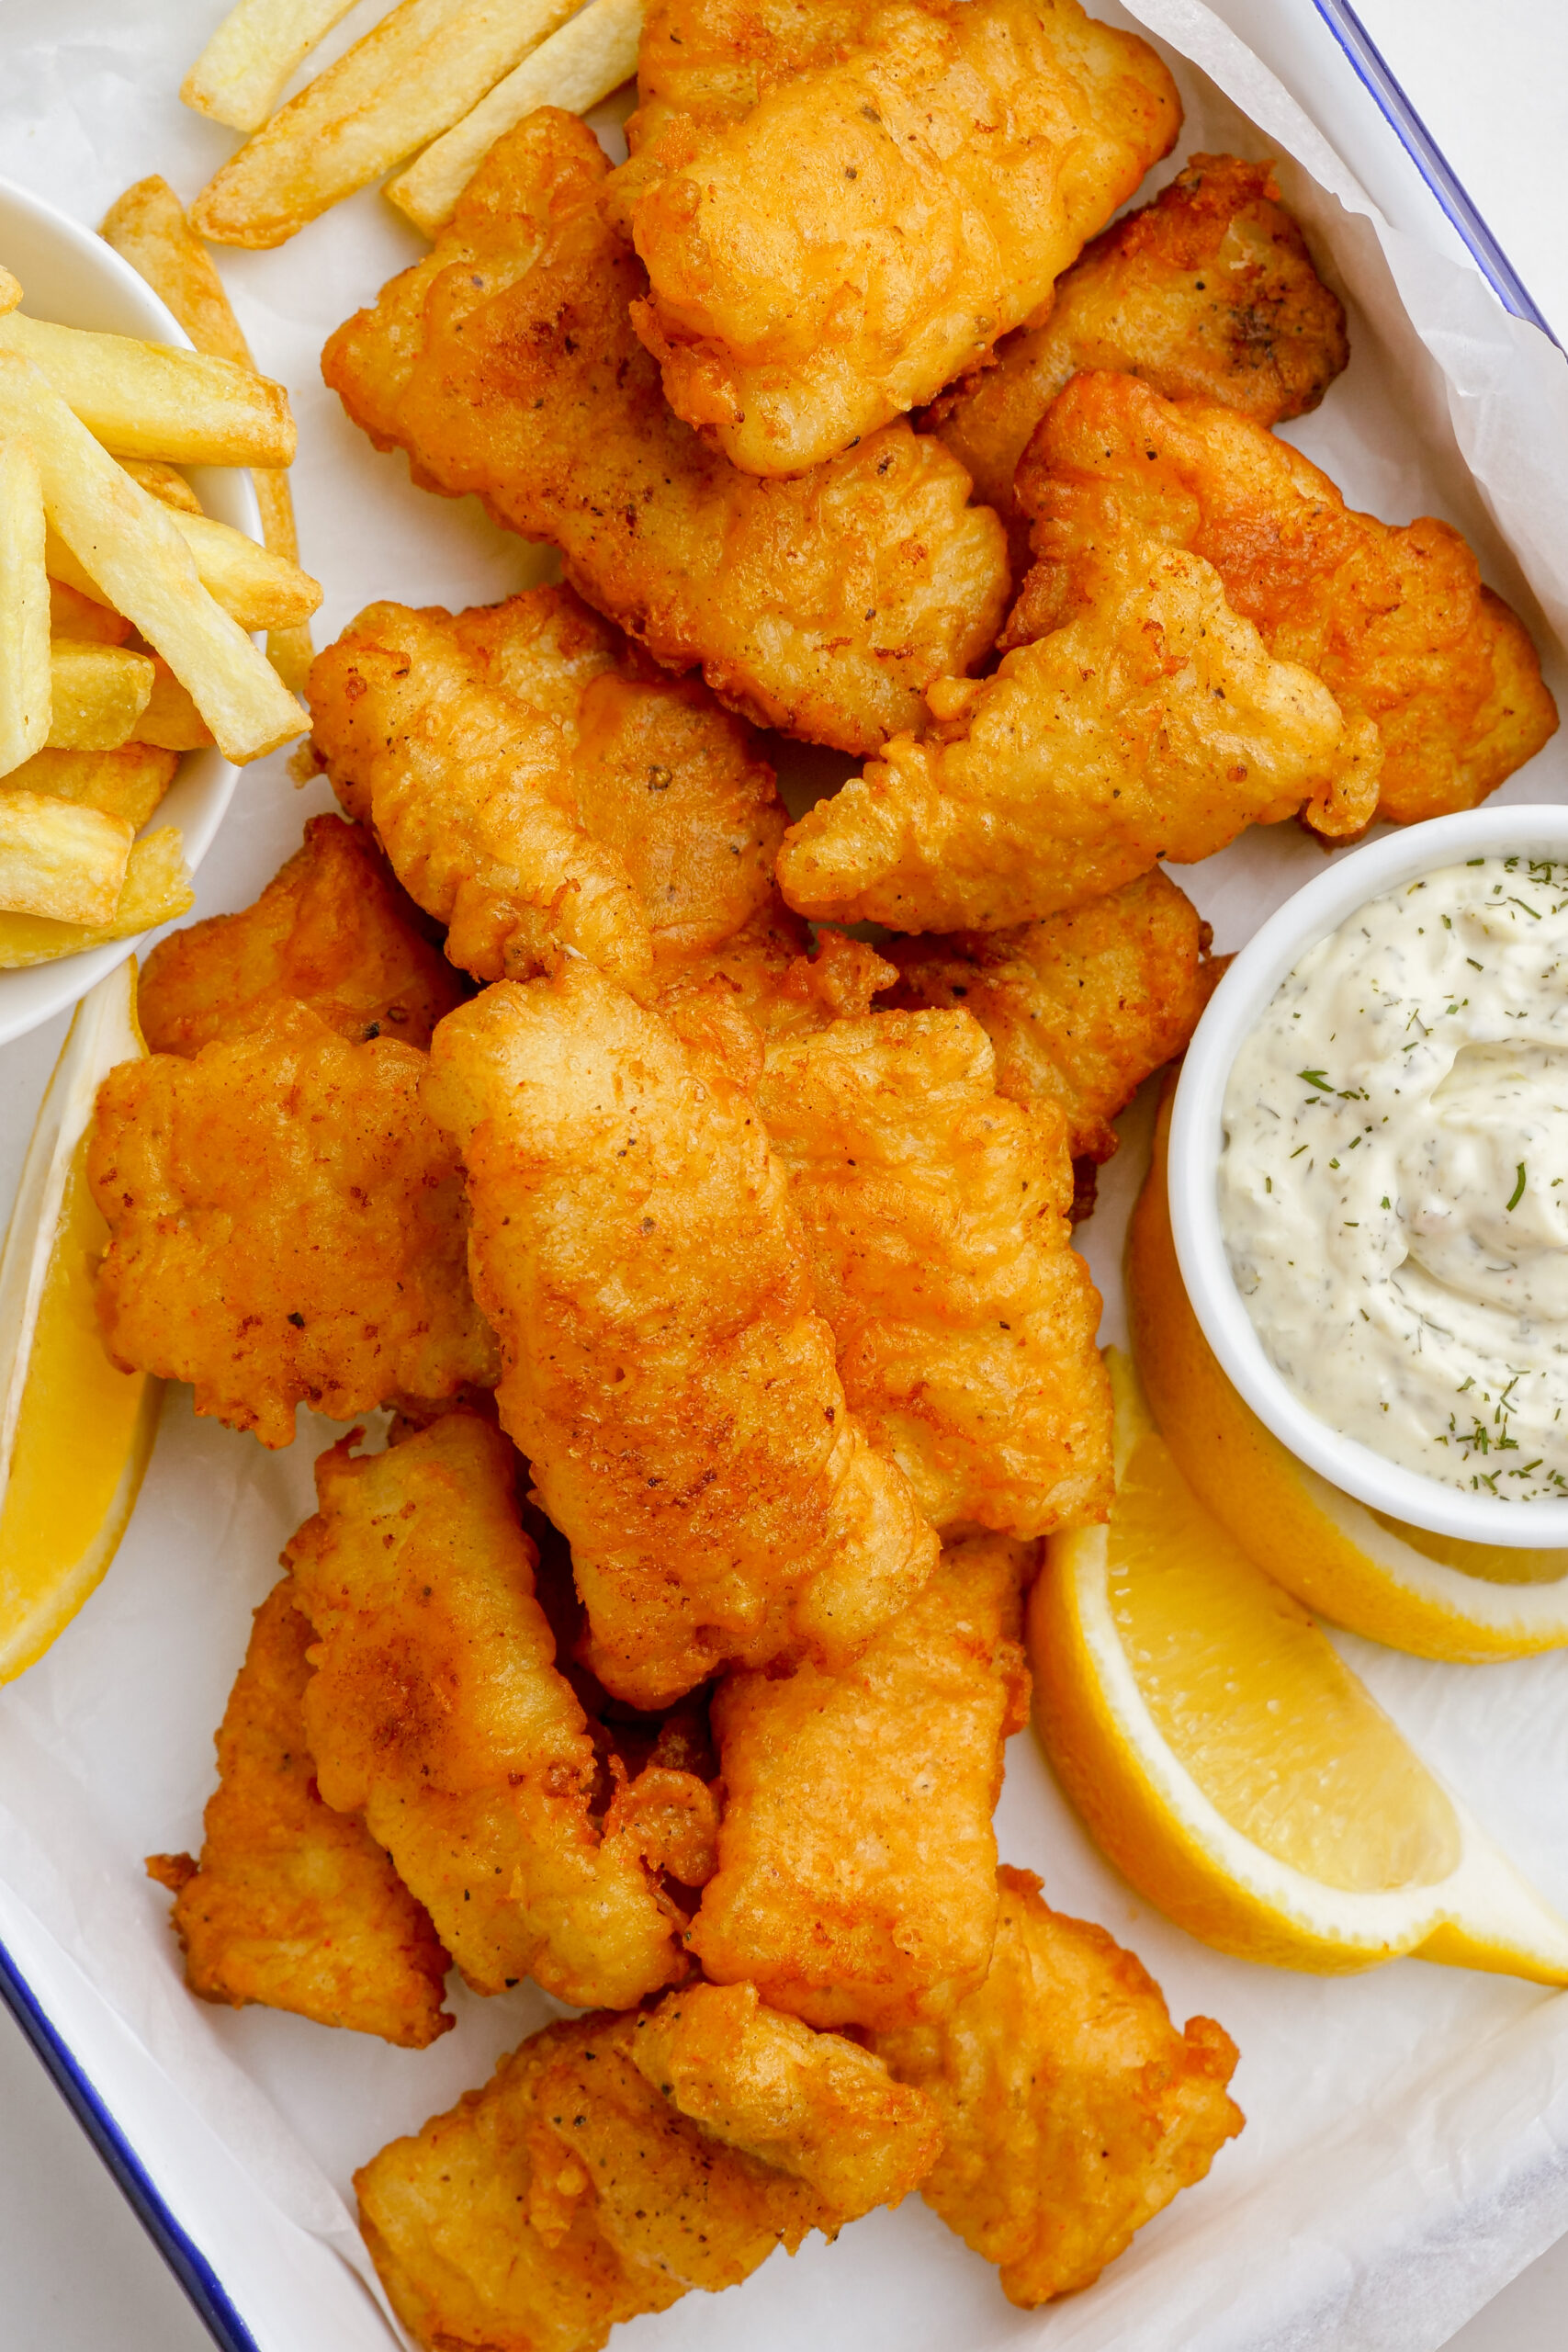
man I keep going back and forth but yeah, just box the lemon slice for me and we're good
[0,961,161,1680]
[1128,1087,1568,1662]
[1031,1350,1568,1980]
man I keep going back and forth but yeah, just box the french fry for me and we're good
[189,0,581,248]
[99,177,314,690]
[0,268,20,317]
[49,581,130,644]
[0,353,307,764]
[136,662,216,752]
[0,312,294,468]
[47,507,321,634]
[0,827,192,968]
[1,746,180,827]
[0,790,132,924]
[119,457,204,515]
[48,643,155,752]
[0,437,51,778]
[182,0,367,135]
[388,0,643,235]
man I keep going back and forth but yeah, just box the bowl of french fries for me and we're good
[0,174,317,1046]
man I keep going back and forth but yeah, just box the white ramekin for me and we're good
[0,177,257,1049]
[1169,800,1568,1547]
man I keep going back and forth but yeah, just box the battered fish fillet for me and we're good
[89,1003,497,1448]
[690,1532,1032,2029]
[776,529,1371,933]
[871,1866,1243,2304]
[886,866,1215,1168]
[759,1010,1111,1535]
[146,1579,453,2048]
[928,152,1348,560]
[308,585,784,983]
[355,1992,940,2352]
[1010,371,1559,822]
[321,108,1007,757]
[307,602,652,987]
[610,0,1180,474]
[286,1413,706,2008]
[422,959,941,1711]
[138,813,462,1056]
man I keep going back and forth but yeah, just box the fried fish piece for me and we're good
[759,1009,1110,1535]
[286,1412,705,2008]
[321,107,1007,758]
[626,0,879,149]
[423,958,940,1711]
[308,601,653,986]
[89,1001,497,1448]
[355,1990,939,2352]
[146,1578,453,2048]
[871,1866,1244,2304]
[885,867,1215,1170]
[309,585,785,985]
[138,812,463,1055]
[610,0,1180,475]
[776,528,1371,933]
[691,1532,1032,2029]
[928,153,1348,561]
[1010,370,1559,824]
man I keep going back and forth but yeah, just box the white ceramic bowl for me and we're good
[0,176,258,1049]
[1169,800,1568,1548]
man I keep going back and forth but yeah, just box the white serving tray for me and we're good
[3,5,1568,2349]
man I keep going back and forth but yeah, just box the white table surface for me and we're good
[3,0,1567,2345]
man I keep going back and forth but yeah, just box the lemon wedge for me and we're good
[1031,1350,1568,1980]
[0,961,161,1680]
[1127,1087,1568,1662]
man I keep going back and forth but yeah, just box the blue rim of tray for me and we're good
[1312,0,1561,346]
[0,14,1558,2352]
[0,1935,258,2352]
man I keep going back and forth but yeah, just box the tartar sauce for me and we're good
[1220,855,1568,1502]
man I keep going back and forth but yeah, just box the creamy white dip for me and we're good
[1220,855,1568,1502]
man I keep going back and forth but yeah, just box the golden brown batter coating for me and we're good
[286,1413,705,2008]
[423,960,940,1711]
[321,108,1008,758]
[886,866,1215,1166]
[759,1009,1111,1535]
[610,0,1180,473]
[776,529,1371,933]
[147,1579,452,2048]
[89,1002,497,1448]
[871,1866,1244,2304]
[928,153,1348,556]
[1010,370,1558,824]
[138,813,462,1056]
[355,1992,939,2352]
[691,1532,1032,2028]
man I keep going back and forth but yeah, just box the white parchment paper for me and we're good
[3,5,1568,2348]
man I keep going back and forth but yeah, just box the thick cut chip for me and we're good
[610,0,1180,474]
[0,435,51,778]
[1011,371,1559,824]
[777,533,1368,933]
[0,310,294,468]
[286,1413,698,2007]
[46,506,321,636]
[2,745,179,828]
[147,1578,453,2047]
[190,0,583,247]
[423,960,940,1710]
[928,153,1348,558]
[181,0,366,133]
[309,601,651,985]
[139,813,462,1057]
[88,1001,498,1448]
[692,1533,1032,2028]
[886,867,1216,1170]
[871,1866,1244,2304]
[0,825,191,968]
[321,108,1007,758]
[759,1009,1110,1535]
[0,790,131,924]
[48,579,130,644]
[355,1995,937,2352]
[46,641,154,751]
